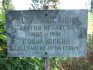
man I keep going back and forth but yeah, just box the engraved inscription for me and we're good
[5,10,88,57]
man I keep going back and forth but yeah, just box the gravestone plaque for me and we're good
[5,10,88,57]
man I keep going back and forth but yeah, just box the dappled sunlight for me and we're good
[13,0,88,10]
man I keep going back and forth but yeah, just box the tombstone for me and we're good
[5,10,88,57]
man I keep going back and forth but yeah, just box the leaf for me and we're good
[20,64,24,70]
[0,69,5,70]
[6,64,11,70]
[0,57,6,64]
[0,35,6,40]
[33,59,41,66]
[0,14,5,19]
[90,65,93,68]
[4,26,6,31]
[9,57,13,61]
[50,68,58,70]
[61,57,67,61]
[83,63,89,70]
[0,50,4,53]
[0,53,6,57]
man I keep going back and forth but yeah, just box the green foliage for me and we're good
[0,57,6,64]
[2,0,15,11]
[83,63,89,70]
[88,12,93,23]
[87,34,92,47]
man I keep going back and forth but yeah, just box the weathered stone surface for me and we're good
[5,10,88,57]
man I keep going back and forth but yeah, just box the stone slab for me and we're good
[5,10,88,57]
